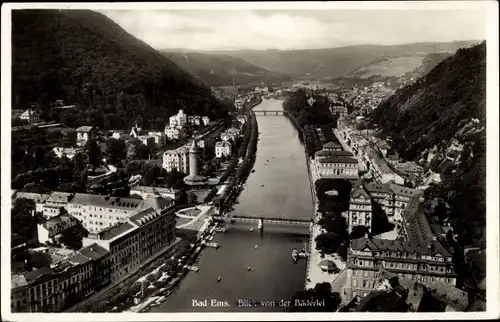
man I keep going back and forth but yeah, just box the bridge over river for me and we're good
[220,213,312,227]
[253,110,286,116]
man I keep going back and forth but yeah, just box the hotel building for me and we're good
[162,146,190,173]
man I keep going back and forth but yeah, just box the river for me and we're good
[150,99,313,312]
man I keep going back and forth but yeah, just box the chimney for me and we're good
[365,232,370,239]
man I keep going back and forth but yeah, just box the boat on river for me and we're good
[258,219,263,231]
[217,276,221,282]
[292,248,299,262]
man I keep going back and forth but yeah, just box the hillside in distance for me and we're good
[12,10,230,131]
[367,41,486,247]
[343,52,452,80]
[210,41,480,78]
[162,51,289,86]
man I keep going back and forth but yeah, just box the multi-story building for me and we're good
[322,141,343,152]
[146,132,166,147]
[314,149,353,161]
[395,162,425,177]
[169,110,187,128]
[202,116,210,126]
[52,147,83,160]
[215,141,232,158]
[330,105,348,118]
[369,151,404,185]
[67,194,173,233]
[188,115,201,126]
[43,191,74,218]
[129,185,180,202]
[37,213,79,244]
[162,146,189,173]
[346,185,372,233]
[236,115,247,125]
[12,191,50,213]
[82,204,176,282]
[316,155,359,180]
[164,126,185,140]
[345,237,457,300]
[19,109,40,123]
[221,128,239,142]
[10,243,110,312]
[76,126,96,147]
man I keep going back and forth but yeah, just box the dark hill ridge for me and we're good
[209,41,481,78]
[12,10,229,130]
[367,41,486,247]
[162,51,289,86]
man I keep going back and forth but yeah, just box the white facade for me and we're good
[188,116,201,125]
[19,109,40,123]
[112,132,121,140]
[169,110,187,128]
[76,126,94,147]
[52,147,83,159]
[202,116,210,126]
[215,141,232,158]
[316,156,359,180]
[164,126,185,140]
[162,146,189,173]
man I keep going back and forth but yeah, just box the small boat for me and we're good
[258,219,263,231]
[254,245,258,249]
[247,266,252,271]
[250,228,254,232]
[251,169,256,173]
[261,184,264,187]
[165,290,172,297]
[217,276,221,282]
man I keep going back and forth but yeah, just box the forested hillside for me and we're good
[367,41,486,247]
[12,10,230,130]
[162,51,288,86]
[212,41,479,77]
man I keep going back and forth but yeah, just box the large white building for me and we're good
[346,185,373,233]
[76,126,95,147]
[316,155,359,180]
[215,141,232,158]
[169,110,187,128]
[67,194,174,233]
[82,203,176,282]
[19,109,40,123]
[202,116,210,126]
[221,128,240,142]
[162,146,190,173]
[52,147,83,160]
[188,116,201,126]
[164,126,185,140]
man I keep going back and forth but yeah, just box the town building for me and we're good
[188,115,201,126]
[12,191,50,213]
[76,126,96,147]
[129,186,180,202]
[162,146,189,173]
[19,109,40,124]
[37,213,79,244]
[202,116,210,126]
[67,193,174,233]
[346,185,373,233]
[164,125,185,140]
[112,132,121,140]
[169,110,187,128]
[314,150,354,160]
[43,191,74,218]
[316,155,359,180]
[345,237,457,300]
[184,140,207,186]
[10,243,110,312]
[236,115,247,125]
[215,141,232,158]
[395,162,424,177]
[369,151,404,185]
[138,131,166,147]
[330,104,348,118]
[82,204,176,282]
[221,128,239,142]
[322,141,343,152]
[52,147,83,160]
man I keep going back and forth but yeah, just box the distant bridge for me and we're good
[221,213,312,226]
[253,110,285,116]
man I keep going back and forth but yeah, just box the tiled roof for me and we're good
[24,267,53,283]
[79,243,109,261]
[350,237,452,257]
[132,186,179,195]
[323,141,342,149]
[402,198,434,245]
[315,150,353,157]
[215,141,231,147]
[318,156,358,164]
[12,274,28,289]
[351,186,371,200]
[13,192,50,204]
[97,222,136,241]
[129,207,162,226]
[370,152,393,174]
[390,183,422,198]
[364,182,391,194]
[69,252,91,265]
[42,213,78,231]
[76,126,93,132]
[69,193,146,211]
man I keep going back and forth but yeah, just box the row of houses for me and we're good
[11,200,177,312]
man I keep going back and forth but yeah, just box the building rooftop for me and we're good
[24,267,53,284]
[79,243,109,261]
[350,237,452,258]
[94,222,136,241]
[389,183,422,198]
[12,274,28,289]
[215,141,231,148]
[323,141,342,150]
[76,126,94,132]
[402,198,435,245]
[364,182,391,194]
[315,150,353,157]
[41,213,79,231]
[68,252,91,265]
[371,151,393,174]
[69,193,147,211]
[164,146,189,155]
[12,192,50,204]
[129,207,163,227]
[318,156,358,164]
[351,186,371,200]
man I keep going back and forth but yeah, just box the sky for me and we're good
[100,8,487,51]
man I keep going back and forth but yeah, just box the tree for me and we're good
[106,138,127,166]
[11,198,38,247]
[73,152,86,172]
[85,139,101,172]
[350,225,370,240]
[315,232,344,255]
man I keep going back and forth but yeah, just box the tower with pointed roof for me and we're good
[189,139,199,177]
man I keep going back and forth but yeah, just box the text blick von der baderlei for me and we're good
[192,299,326,308]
